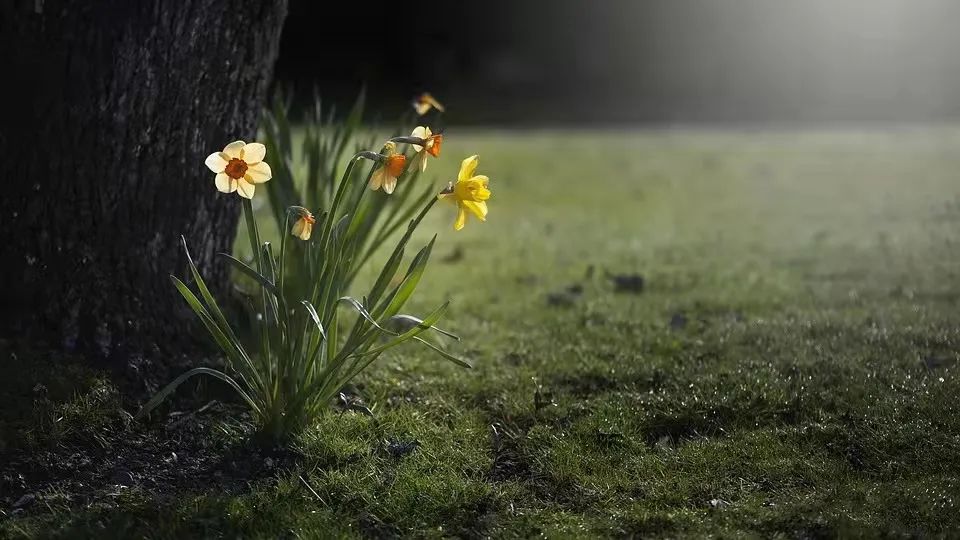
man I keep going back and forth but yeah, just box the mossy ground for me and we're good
[3,128,960,538]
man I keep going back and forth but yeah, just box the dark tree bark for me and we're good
[0,0,288,385]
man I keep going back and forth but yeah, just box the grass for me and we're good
[3,127,960,538]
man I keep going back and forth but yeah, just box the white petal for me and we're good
[419,152,429,173]
[237,178,255,199]
[383,176,397,194]
[205,152,229,173]
[411,126,430,152]
[241,142,266,163]
[215,172,236,193]
[223,140,245,158]
[369,168,384,191]
[245,161,272,183]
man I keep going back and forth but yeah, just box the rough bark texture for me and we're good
[0,0,288,386]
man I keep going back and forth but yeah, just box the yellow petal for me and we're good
[462,200,487,221]
[241,142,266,163]
[369,168,384,191]
[223,140,245,158]
[413,102,431,115]
[472,174,489,189]
[237,178,255,199]
[383,175,397,194]
[205,152,229,173]
[458,155,479,182]
[291,219,305,238]
[454,205,467,231]
[291,219,311,240]
[245,161,272,183]
[215,172,236,193]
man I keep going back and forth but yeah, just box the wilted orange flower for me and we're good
[291,209,316,241]
[410,126,442,173]
[438,155,490,231]
[204,141,272,199]
[369,142,407,194]
[413,93,445,115]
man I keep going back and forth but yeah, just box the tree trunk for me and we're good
[0,0,288,386]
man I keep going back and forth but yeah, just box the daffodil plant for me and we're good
[138,95,493,444]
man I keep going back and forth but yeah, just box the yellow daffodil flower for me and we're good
[204,140,272,199]
[410,126,442,173]
[369,142,407,194]
[412,92,445,115]
[291,209,316,240]
[439,155,490,231]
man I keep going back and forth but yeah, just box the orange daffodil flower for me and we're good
[291,208,316,241]
[369,142,407,194]
[412,93,445,116]
[439,155,491,231]
[410,126,442,172]
[205,140,272,199]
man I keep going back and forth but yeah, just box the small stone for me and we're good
[385,440,419,458]
[669,313,688,330]
[607,272,645,293]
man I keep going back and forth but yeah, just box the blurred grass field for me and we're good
[4,128,960,537]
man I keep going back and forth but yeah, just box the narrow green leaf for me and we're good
[136,367,260,420]
[219,252,279,296]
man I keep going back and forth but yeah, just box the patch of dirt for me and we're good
[487,421,533,483]
[0,401,299,517]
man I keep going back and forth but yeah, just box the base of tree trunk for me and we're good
[0,0,288,390]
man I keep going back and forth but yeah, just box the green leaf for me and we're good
[387,314,460,341]
[136,367,260,420]
[300,300,327,341]
[219,252,279,297]
[411,336,473,368]
[377,236,436,319]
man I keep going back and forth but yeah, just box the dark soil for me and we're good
[0,400,299,518]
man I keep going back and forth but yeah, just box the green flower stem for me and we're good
[242,197,274,399]
[242,198,262,273]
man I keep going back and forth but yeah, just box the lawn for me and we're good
[3,128,960,538]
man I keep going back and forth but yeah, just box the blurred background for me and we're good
[277,0,960,125]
